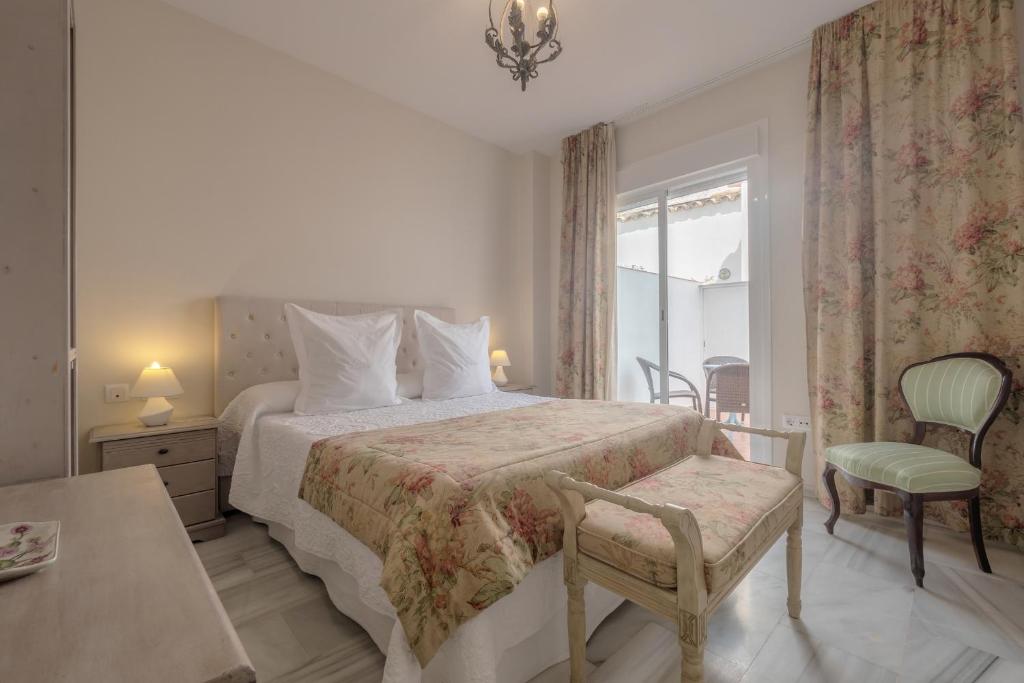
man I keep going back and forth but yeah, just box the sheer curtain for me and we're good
[803,0,1024,547]
[556,122,617,400]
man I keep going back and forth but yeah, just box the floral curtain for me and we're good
[556,122,617,400]
[804,0,1024,549]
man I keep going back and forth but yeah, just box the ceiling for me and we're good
[160,0,865,152]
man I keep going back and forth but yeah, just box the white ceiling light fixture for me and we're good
[485,0,562,91]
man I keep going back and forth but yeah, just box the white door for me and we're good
[616,170,769,463]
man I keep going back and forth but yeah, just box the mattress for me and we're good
[224,389,624,683]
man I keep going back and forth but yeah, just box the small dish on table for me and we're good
[0,520,60,582]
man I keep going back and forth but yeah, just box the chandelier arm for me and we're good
[533,40,562,66]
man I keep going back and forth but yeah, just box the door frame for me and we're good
[616,122,772,463]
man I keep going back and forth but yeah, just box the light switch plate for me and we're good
[782,414,811,431]
[104,383,130,403]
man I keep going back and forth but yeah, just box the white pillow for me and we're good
[397,371,423,399]
[285,304,402,414]
[414,310,495,400]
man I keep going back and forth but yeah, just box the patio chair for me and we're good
[703,356,746,417]
[823,352,1012,587]
[705,362,749,421]
[636,357,702,413]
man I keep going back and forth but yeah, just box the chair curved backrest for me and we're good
[707,363,749,415]
[898,353,1012,468]
[703,356,746,379]
[636,356,658,403]
[635,356,702,412]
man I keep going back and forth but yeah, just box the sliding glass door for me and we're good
[616,171,762,461]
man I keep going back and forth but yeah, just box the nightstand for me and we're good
[498,384,536,394]
[89,416,225,541]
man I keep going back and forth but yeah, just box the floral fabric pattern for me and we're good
[557,122,617,400]
[0,522,58,571]
[298,400,738,665]
[803,0,1024,547]
[578,455,802,592]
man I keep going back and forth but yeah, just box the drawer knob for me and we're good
[157,448,170,455]
[163,480,170,487]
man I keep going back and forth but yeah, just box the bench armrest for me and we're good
[544,470,708,601]
[699,420,807,478]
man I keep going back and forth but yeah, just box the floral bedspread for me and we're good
[299,399,738,666]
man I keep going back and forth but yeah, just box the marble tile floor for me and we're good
[195,500,1024,682]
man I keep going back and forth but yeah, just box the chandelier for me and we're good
[485,1,562,91]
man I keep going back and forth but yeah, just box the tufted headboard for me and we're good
[213,296,455,414]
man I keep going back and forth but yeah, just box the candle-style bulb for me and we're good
[515,0,525,9]
[536,6,549,21]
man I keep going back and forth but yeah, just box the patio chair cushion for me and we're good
[825,442,981,494]
[576,455,802,592]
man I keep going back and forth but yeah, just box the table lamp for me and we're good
[131,362,184,426]
[490,349,511,387]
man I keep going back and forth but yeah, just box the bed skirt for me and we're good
[259,517,623,683]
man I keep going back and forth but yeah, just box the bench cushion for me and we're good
[825,442,981,493]
[576,455,802,592]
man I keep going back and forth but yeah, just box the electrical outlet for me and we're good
[782,414,811,431]
[105,383,130,403]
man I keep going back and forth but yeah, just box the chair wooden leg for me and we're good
[786,512,802,619]
[567,580,587,683]
[823,464,841,534]
[679,639,704,683]
[902,494,925,588]
[968,495,992,574]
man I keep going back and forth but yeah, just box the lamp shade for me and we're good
[131,363,184,398]
[490,349,511,367]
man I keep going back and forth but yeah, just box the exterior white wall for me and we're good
[701,283,750,361]
[616,268,704,405]
[617,197,746,282]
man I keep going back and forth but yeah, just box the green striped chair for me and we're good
[822,353,1012,587]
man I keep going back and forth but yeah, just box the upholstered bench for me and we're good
[546,421,807,683]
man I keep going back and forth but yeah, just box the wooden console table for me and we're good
[0,466,254,682]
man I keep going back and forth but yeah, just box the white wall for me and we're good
[75,0,531,472]
[512,152,554,396]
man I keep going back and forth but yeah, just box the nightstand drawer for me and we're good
[158,460,215,498]
[102,429,216,470]
[172,490,216,527]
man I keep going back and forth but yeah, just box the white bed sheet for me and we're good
[226,390,623,683]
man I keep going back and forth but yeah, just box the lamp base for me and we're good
[138,396,174,427]
[492,366,509,387]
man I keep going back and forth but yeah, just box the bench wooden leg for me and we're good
[567,579,587,683]
[680,639,704,683]
[786,512,802,619]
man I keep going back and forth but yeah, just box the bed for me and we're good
[214,296,729,683]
